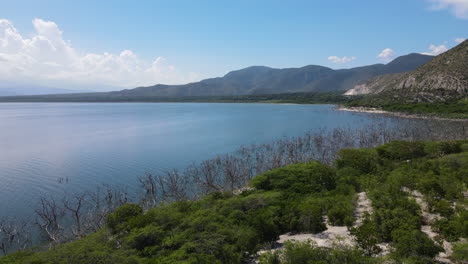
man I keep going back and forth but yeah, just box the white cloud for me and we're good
[455,37,466,43]
[327,56,356,64]
[428,0,468,19]
[377,48,396,62]
[0,18,200,90]
[421,44,449,55]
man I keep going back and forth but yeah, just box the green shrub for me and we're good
[296,200,326,233]
[349,217,382,256]
[259,240,375,264]
[335,149,379,173]
[250,162,336,194]
[424,141,462,157]
[106,204,144,234]
[376,141,426,160]
[391,228,442,259]
[452,242,468,264]
[327,202,353,226]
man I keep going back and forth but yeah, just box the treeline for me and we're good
[0,92,352,104]
[0,118,467,261]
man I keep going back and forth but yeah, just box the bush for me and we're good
[106,204,143,234]
[376,141,426,160]
[391,228,442,259]
[433,218,465,242]
[124,225,165,251]
[250,162,336,194]
[349,218,382,256]
[259,240,375,264]
[327,202,353,226]
[296,200,326,233]
[335,149,379,173]
[452,242,468,264]
[424,141,462,157]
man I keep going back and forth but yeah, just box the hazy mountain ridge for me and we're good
[115,53,433,97]
[0,85,89,96]
[345,40,468,101]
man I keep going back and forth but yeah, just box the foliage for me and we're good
[106,204,144,234]
[1,140,467,263]
[451,242,468,264]
[259,240,377,264]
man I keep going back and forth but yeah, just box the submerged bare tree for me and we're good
[35,197,66,244]
[0,218,31,255]
[63,192,87,239]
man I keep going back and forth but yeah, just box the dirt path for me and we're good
[354,192,373,226]
[405,189,453,263]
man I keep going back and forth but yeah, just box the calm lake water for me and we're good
[1,103,392,218]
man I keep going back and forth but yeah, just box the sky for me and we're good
[0,0,467,91]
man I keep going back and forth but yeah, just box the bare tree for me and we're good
[35,196,65,244]
[138,173,159,209]
[0,218,31,256]
[63,192,87,239]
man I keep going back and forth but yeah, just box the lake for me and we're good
[0,103,397,219]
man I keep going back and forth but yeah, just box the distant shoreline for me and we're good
[336,106,468,122]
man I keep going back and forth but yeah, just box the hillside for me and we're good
[345,40,468,102]
[1,140,467,264]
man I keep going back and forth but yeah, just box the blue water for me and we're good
[0,103,388,218]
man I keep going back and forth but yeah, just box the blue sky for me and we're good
[0,0,467,90]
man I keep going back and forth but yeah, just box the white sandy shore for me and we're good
[336,106,468,122]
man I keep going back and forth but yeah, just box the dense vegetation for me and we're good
[1,140,466,264]
[0,91,354,104]
[347,96,468,119]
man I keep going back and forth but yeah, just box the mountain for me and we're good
[113,53,433,97]
[345,40,468,102]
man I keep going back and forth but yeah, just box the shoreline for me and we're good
[336,106,468,122]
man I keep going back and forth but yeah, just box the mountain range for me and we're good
[118,53,433,97]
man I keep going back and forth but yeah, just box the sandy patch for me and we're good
[253,192,388,263]
[404,188,453,263]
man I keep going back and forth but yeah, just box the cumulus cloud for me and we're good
[421,44,449,55]
[377,48,396,62]
[0,18,200,90]
[327,56,356,64]
[455,37,466,43]
[428,0,468,19]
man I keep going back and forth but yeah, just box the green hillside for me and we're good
[2,140,467,264]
